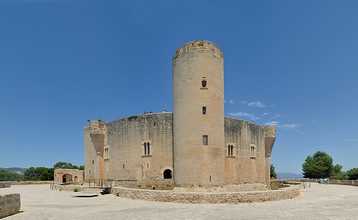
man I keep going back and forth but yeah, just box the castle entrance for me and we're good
[163,169,172,179]
[62,174,73,184]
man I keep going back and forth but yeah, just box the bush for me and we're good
[346,168,358,180]
[0,169,24,181]
[270,164,277,179]
[24,167,54,181]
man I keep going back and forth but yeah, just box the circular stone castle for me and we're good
[84,40,276,190]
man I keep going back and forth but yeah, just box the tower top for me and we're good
[173,40,223,60]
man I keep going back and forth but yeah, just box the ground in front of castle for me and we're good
[2,183,358,220]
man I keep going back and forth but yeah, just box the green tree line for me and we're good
[0,161,84,181]
[302,151,358,180]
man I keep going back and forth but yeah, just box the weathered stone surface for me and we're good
[0,193,21,218]
[0,182,11,188]
[111,185,300,204]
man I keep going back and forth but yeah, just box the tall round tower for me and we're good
[173,40,224,186]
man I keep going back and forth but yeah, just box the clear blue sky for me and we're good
[1,0,357,173]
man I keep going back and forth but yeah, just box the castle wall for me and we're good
[224,118,268,186]
[84,120,106,185]
[84,114,274,188]
[105,113,173,188]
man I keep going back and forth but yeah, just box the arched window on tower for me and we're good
[201,79,207,88]
[202,106,207,115]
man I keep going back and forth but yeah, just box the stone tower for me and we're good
[173,40,225,186]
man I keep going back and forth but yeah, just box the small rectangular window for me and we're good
[250,145,256,158]
[203,135,208,145]
[143,142,151,156]
[202,106,207,115]
[227,144,234,157]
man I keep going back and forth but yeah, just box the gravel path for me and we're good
[1,183,358,220]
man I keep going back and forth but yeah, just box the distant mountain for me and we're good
[0,167,26,175]
[277,172,303,180]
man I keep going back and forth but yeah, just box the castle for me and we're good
[84,40,276,189]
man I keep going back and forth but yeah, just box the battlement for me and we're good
[264,125,276,138]
[86,120,107,135]
[173,40,223,60]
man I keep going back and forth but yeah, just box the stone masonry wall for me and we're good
[105,112,174,188]
[224,118,270,186]
[0,193,21,218]
[111,186,300,204]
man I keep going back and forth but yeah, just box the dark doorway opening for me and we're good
[62,174,73,184]
[163,169,172,179]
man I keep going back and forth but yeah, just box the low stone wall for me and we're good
[328,179,358,186]
[51,184,101,194]
[1,181,53,186]
[111,186,301,204]
[0,182,11,188]
[0,194,21,218]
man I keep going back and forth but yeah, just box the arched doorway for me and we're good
[62,174,73,184]
[163,169,172,179]
[74,176,78,183]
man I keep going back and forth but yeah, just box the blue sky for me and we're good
[0,0,357,173]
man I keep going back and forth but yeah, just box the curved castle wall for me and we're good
[173,40,225,186]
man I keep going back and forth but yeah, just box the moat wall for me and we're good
[111,186,300,204]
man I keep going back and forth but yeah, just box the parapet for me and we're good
[86,120,107,135]
[264,125,276,138]
[264,125,276,157]
[173,40,224,61]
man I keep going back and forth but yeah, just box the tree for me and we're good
[24,167,54,181]
[270,164,277,179]
[53,162,79,170]
[346,168,358,180]
[302,151,333,179]
[331,164,346,180]
[0,169,24,181]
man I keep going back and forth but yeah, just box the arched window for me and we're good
[227,144,234,157]
[202,135,208,145]
[163,169,172,179]
[250,144,256,159]
[201,79,207,88]
[143,142,151,156]
[202,106,207,115]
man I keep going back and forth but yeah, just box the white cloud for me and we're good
[265,121,279,126]
[224,99,235,104]
[229,112,260,121]
[344,138,358,142]
[281,123,300,128]
[264,121,301,129]
[247,101,266,108]
[262,112,270,116]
